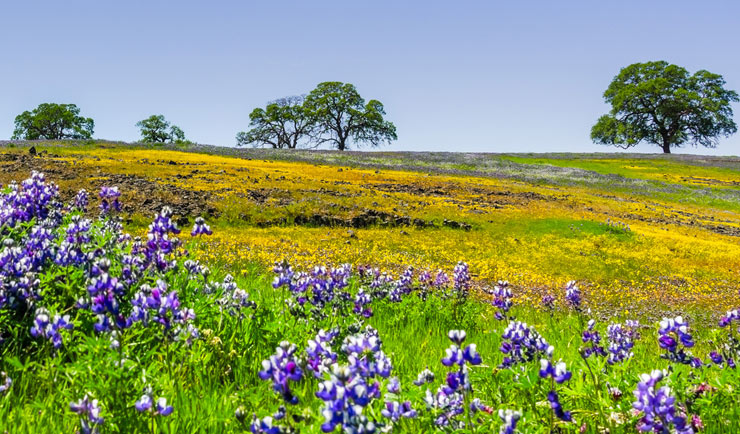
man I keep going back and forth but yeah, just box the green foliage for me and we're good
[136,115,189,144]
[12,103,94,140]
[591,61,739,153]
[236,96,315,149]
[304,81,397,151]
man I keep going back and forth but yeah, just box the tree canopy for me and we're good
[12,103,94,140]
[136,115,187,144]
[591,61,738,153]
[238,82,397,151]
[304,82,397,151]
[236,96,314,149]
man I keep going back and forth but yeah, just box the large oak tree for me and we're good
[12,103,94,140]
[304,82,397,151]
[591,61,738,153]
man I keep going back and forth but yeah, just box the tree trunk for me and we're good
[660,134,671,154]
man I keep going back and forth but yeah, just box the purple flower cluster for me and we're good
[499,321,553,368]
[719,309,739,328]
[316,327,400,432]
[539,359,572,384]
[215,274,256,318]
[564,280,581,310]
[547,390,572,422]
[142,207,181,271]
[73,188,89,211]
[632,370,693,434]
[259,341,304,405]
[498,409,521,434]
[135,388,174,416]
[306,328,339,378]
[581,319,607,359]
[658,316,697,365]
[489,280,513,320]
[70,394,104,434]
[190,216,212,237]
[129,280,198,343]
[0,171,59,228]
[98,186,121,215]
[426,330,483,428]
[30,308,74,350]
[452,261,470,300]
[606,320,640,364]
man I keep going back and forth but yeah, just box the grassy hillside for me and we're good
[2,141,740,433]
[2,141,739,317]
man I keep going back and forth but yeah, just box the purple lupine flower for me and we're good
[353,289,373,318]
[190,217,212,237]
[29,308,74,349]
[658,316,696,364]
[582,319,607,358]
[452,261,470,300]
[306,328,339,378]
[424,382,465,428]
[259,341,303,405]
[272,262,294,289]
[607,321,639,364]
[499,321,553,368]
[541,293,556,311]
[719,309,739,328]
[381,400,417,421]
[498,409,521,434]
[564,280,581,309]
[489,280,513,320]
[135,391,174,416]
[250,415,282,434]
[316,364,380,433]
[433,269,450,288]
[342,327,393,379]
[413,367,435,386]
[547,390,572,422]
[386,377,401,394]
[442,330,481,366]
[632,370,693,434]
[73,189,89,211]
[98,186,121,214]
[216,274,256,318]
[70,394,104,434]
[539,359,572,384]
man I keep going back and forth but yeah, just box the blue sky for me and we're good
[1,1,739,154]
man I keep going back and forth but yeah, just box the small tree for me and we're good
[12,103,94,140]
[236,96,314,149]
[304,82,397,151]
[591,61,738,153]
[136,115,187,144]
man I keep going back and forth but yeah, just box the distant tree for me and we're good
[12,103,94,140]
[136,115,188,144]
[304,82,397,151]
[591,61,738,154]
[236,96,314,149]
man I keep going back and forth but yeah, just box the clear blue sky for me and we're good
[2,1,739,154]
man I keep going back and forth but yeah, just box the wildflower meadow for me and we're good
[1,162,740,434]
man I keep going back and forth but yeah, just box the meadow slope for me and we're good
[3,141,740,433]
[2,141,740,318]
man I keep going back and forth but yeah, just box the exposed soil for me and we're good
[0,151,218,221]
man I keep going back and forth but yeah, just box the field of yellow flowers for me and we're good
[3,141,740,318]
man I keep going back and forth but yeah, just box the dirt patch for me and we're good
[251,208,471,230]
[0,151,218,221]
[94,174,219,221]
